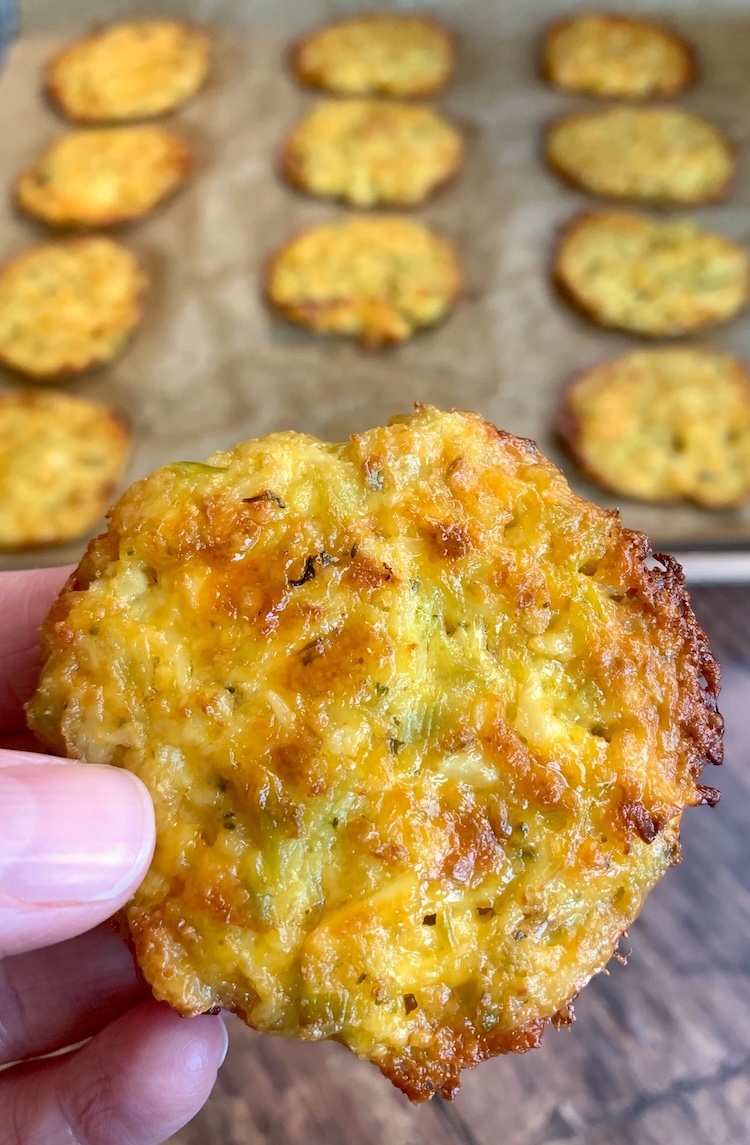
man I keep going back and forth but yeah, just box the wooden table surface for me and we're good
[169,587,750,1145]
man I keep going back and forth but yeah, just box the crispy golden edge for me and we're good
[12,135,194,230]
[289,14,457,98]
[105,897,550,1102]
[0,238,148,381]
[44,21,212,124]
[542,111,736,207]
[556,351,750,509]
[33,409,723,1099]
[0,393,131,551]
[278,119,466,208]
[539,13,698,99]
[263,224,463,349]
[551,211,750,338]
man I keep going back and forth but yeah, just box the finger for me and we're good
[0,755,155,957]
[0,924,150,1066]
[0,566,73,735]
[1,1002,228,1145]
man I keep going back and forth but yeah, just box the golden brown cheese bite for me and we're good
[281,100,464,208]
[291,14,454,97]
[15,127,192,228]
[542,13,695,99]
[266,217,460,347]
[46,19,211,123]
[0,237,146,379]
[0,390,129,549]
[545,108,734,206]
[555,212,749,337]
[559,348,750,508]
[28,405,722,1101]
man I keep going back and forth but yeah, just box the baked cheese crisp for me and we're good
[282,100,463,208]
[542,14,695,99]
[29,406,722,1099]
[16,127,192,228]
[0,391,129,549]
[291,14,454,97]
[46,19,210,122]
[546,108,733,206]
[267,217,460,347]
[555,212,748,337]
[0,237,146,379]
[560,348,750,508]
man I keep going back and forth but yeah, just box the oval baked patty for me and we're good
[554,211,749,337]
[291,14,454,97]
[545,107,734,206]
[266,216,461,347]
[281,99,463,208]
[558,348,750,508]
[0,390,130,550]
[28,405,722,1101]
[541,13,696,99]
[15,126,192,228]
[0,237,147,379]
[46,18,211,123]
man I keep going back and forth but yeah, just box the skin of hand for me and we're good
[0,567,228,1145]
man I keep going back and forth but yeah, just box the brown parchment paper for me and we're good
[2,0,750,572]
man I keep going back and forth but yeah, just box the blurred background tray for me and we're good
[2,0,750,579]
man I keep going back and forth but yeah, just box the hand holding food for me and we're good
[0,567,228,1145]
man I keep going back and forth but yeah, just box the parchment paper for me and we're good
[3,0,750,572]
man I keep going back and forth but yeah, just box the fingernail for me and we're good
[218,1018,229,1067]
[0,760,154,904]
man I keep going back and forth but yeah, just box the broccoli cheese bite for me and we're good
[0,390,129,549]
[28,405,722,1101]
[291,14,454,97]
[555,212,749,337]
[266,217,460,347]
[559,348,750,508]
[46,19,211,123]
[542,14,695,99]
[15,127,192,228]
[281,100,464,208]
[545,108,734,206]
[0,237,146,379]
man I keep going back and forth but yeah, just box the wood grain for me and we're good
[167,587,750,1145]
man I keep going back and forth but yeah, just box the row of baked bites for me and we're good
[543,12,750,509]
[267,14,465,349]
[271,12,750,508]
[0,19,213,550]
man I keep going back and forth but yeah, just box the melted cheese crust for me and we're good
[555,212,749,337]
[16,127,192,227]
[282,100,463,208]
[561,348,750,508]
[546,108,733,206]
[46,19,211,123]
[543,14,694,98]
[267,217,460,347]
[0,391,129,549]
[28,407,722,1100]
[292,15,454,97]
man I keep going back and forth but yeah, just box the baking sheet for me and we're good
[2,0,750,576]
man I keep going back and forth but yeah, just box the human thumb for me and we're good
[0,753,155,957]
